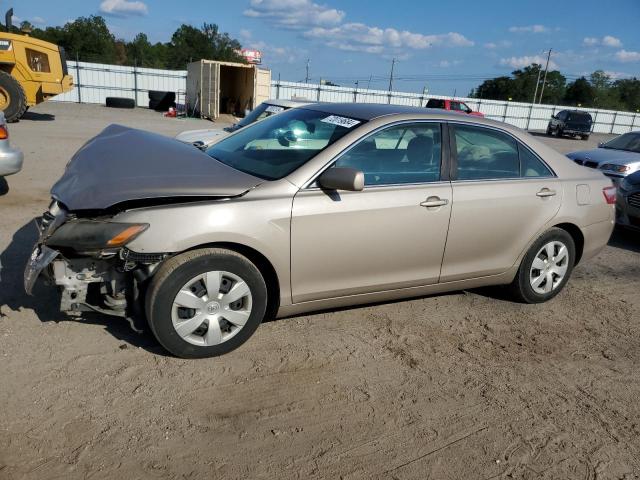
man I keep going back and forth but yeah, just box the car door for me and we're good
[440,123,562,282]
[290,122,453,303]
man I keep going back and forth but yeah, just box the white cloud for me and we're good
[615,49,640,63]
[484,40,511,49]
[244,0,345,28]
[602,35,622,47]
[31,16,46,25]
[500,55,558,69]
[239,29,252,41]
[583,35,622,48]
[305,24,473,54]
[436,59,461,68]
[99,0,148,17]
[245,0,472,55]
[603,70,630,79]
[508,25,548,33]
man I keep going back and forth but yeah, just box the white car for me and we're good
[0,111,23,177]
[175,99,312,148]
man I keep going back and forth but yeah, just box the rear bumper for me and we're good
[0,141,23,176]
[563,129,590,136]
[580,219,615,262]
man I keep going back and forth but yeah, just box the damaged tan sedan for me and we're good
[25,104,615,358]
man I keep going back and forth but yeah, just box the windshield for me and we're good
[603,132,640,153]
[207,108,365,180]
[231,102,288,131]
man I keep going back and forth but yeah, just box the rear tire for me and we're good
[508,227,576,304]
[581,135,589,141]
[146,248,268,358]
[0,71,27,122]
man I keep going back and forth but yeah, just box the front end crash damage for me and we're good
[24,201,167,318]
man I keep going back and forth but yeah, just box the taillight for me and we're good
[602,186,616,205]
[0,125,8,140]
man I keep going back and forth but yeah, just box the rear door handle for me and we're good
[420,197,449,208]
[536,188,557,198]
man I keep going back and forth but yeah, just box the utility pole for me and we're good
[538,48,552,104]
[388,58,396,93]
[532,64,542,104]
[387,58,396,104]
[305,59,310,84]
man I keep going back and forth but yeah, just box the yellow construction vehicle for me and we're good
[0,9,73,121]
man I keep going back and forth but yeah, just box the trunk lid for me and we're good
[51,124,262,211]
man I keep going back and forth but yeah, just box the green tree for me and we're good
[65,16,117,62]
[564,77,595,106]
[590,70,622,109]
[167,23,244,69]
[612,78,640,112]
[472,76,516,100]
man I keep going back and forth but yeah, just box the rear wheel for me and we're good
[581,135,589,141]
[0,71,27,122]
[509,228,575,303]
[146,248,268,358]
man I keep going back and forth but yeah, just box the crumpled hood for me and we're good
[174,127,230,146]
[52,124,262,211]
[567,148,640,165]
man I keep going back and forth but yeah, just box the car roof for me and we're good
[266,98,314,108]
[300,102,511,129]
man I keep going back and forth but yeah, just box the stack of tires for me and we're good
[148,91,176,112]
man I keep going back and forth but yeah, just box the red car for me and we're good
[426,98,484,117]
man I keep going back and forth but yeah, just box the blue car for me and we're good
[567,131,640,185]
[617,170,640,231]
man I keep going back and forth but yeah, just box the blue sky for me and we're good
[15,0,640,95]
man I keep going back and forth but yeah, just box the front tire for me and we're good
[0,71,27,122]
[146,248,268,358]
[508,228,576,303]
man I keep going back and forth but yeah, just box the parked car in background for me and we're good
[0,111,23,177]
[26,104,614,358]
[616,170,640,231]
[426,98,484,117]
[567,131,640,185]
[175,98,312,148]
[547,110,592,140]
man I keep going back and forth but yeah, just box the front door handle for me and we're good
[420,197,449,208]
[536,188,557,198]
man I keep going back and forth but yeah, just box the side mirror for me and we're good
[318,167,364,191]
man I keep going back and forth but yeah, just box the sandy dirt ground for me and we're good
[1,103,639,480]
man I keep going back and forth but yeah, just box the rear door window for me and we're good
[453,125,554,180]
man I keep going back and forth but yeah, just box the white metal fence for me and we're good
[54,61,640,135]
[54,60,187,106]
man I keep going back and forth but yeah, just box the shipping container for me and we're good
[186,60,271,120]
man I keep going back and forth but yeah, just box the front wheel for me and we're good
[0,71,27,122]
[508,228,576,303]
[146,248,268,358]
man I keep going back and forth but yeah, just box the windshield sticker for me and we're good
[321,115,361,129]
[265,105,285,114]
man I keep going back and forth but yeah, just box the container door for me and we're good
[254,68,271,108]
[201,62,220,119]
